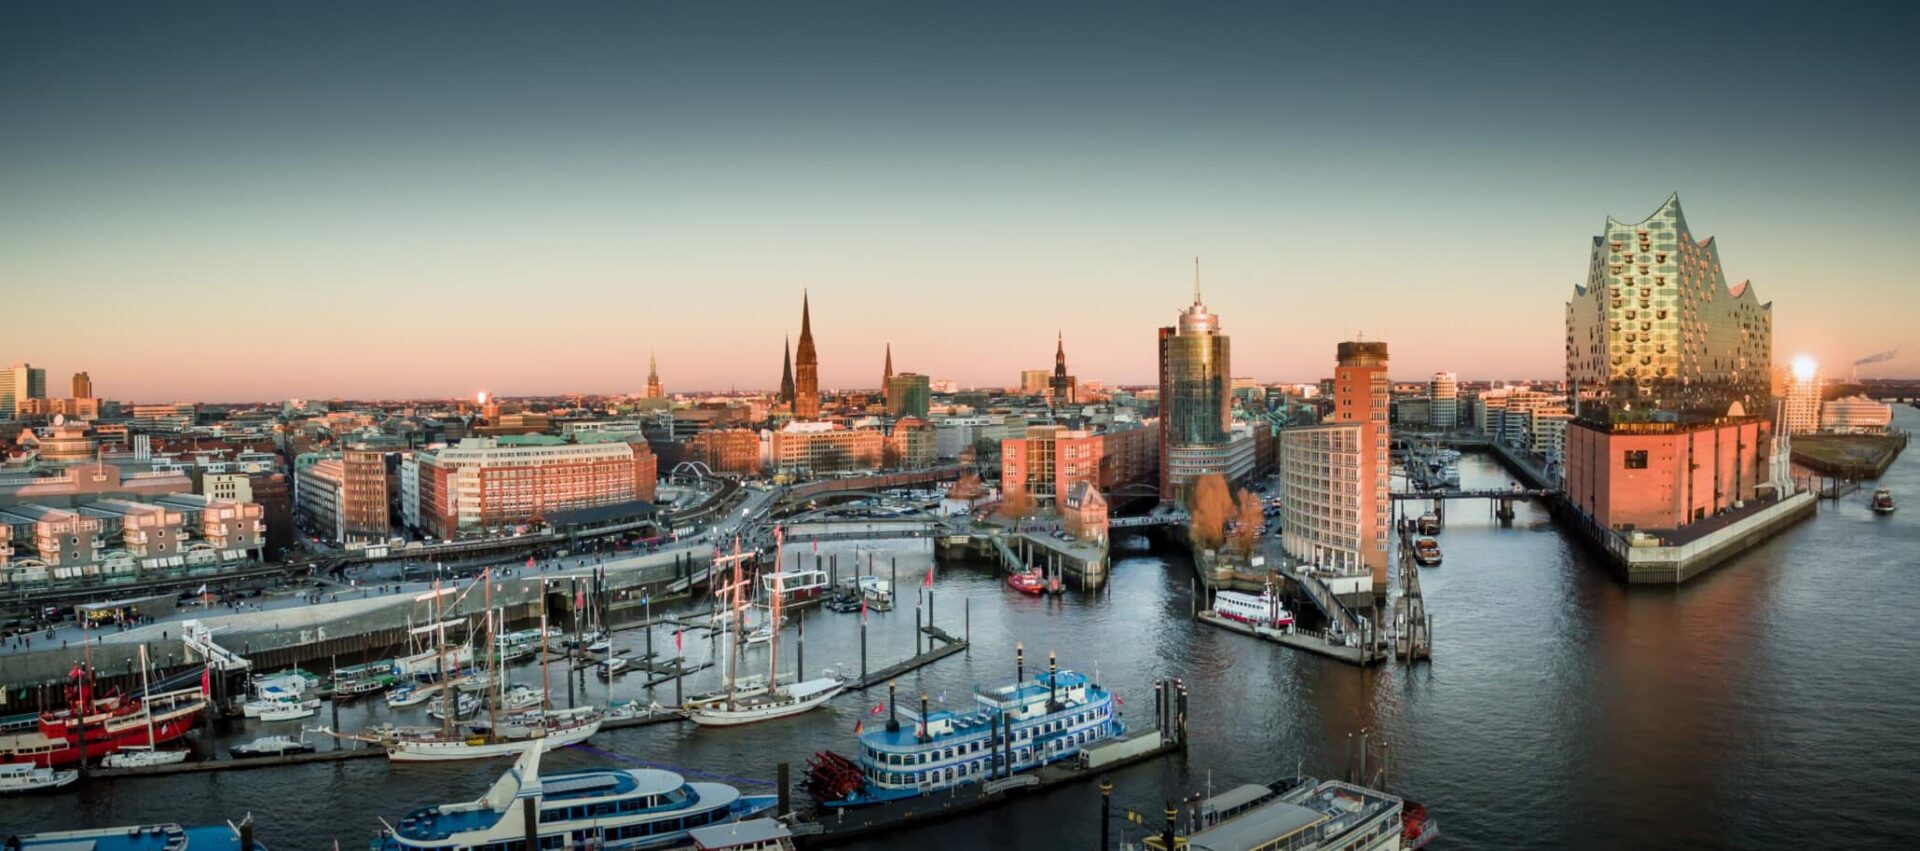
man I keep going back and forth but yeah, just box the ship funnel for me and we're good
[1016,643,1025,683]
[918,693,931,743]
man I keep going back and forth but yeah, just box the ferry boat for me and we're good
[1412,536,1442,567]
[1872,488,1896,515]
[1006,568,1046,596]
[1211,588,1295,630]
[6,820,265,850]
[1142,776,1435,850]
[804,648,1122,807]
[759,568,829,607]
[0,672,206,768]
[369,741,775,850]
[0,761,78,794]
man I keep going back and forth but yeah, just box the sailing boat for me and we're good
[683,539,771,709]
[99,646,189,768]
[689,529,844,727]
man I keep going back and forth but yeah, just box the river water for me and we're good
[7,408,1919,849]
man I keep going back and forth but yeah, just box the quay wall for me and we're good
[1555,491,1818,584]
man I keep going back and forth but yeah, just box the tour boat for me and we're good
[1872,488,1896,515]
[5,820,266,850]
[99,744,190,769]
[1212,588,1295,630]
[231,734,314,759]
[369,742,775,850]
[805,647,1122,807]
[0,668,206,768]
[331,661,400,698]
[0,761,79,794]
[1006,568,1046,596]
[1412,536,1443,567]
[758,568,829,607]
[1139,775,1432,850]
[257,698,320,723]
[596,657,630,679]
[240,689,302,718]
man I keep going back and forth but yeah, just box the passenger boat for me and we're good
[1872,488,1896,515]
[0,761,79,794]
[331,661,400,698]
[0,666,206,768]
[758,568,829,607]
[596,657,630,679]
[99,744,190,769]
[1006,568,1046,596]
[805,646,1122,807]
[369,742,775,850]
[689,532,844,728]
[1412,536,1443,566]
[4,819,265,849]
[1212,587,1295,630]
[1416,513,1440,535]
[230,734,314,759]
[1141,775,1434,850]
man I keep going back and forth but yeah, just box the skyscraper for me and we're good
[1278,340,1390,590]
[1563,194,1776,537]
[1335,341,1391,587]
[1429,371,1457,430]
[72,371,93,400]
[794,291,820,419]
[1157,264,1237,503]
[886,373,931,420]
[0,364,48,420]
[1050,333,1077,406]
[645,351,664,399]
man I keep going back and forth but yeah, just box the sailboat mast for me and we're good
[539,581,551,712]
[485,576,497,743]
[434,576,451,738]
[769,527,783,687]
[727,537,743,712]
[138,644,156,747]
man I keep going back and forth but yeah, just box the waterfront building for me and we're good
[414,436,657,539]
[689,428,765,476]
[0,364,48,420]
[1061,481,1108,542]
[1019,370,1050,397]
[1782,363,1822,435]
[794,292,821,419]
[885,373,931,420]
[646,352,665,399]
[1430,371,1458,429]
[70,371,92,400]
[886,416,937,469]
[1157,273,1234,503]
[1819,395,1892,433]
[1334,341,1390,586]
[342,448,392,543]
[1277,341,1390,584]
[1563,194,1778,534]
[769,422,883,477]
[0,491,263,584]
[1002,425,1102,508]
[1050,333,1078,406]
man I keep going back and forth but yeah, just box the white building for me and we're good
[1277,422,1369,573]
[1819,395,1891,433]
[1782,369,1823,435]
[1429,371,1458,430]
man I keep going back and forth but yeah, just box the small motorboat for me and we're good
[583,638,614,656]
[1872,488,1896,515]
[428,692,483,721]
[1416,513,1441,535]
[100,745,191,769]
[231,735,315,759]
[0,761,79,793]
[493,684,543,712]
[385,683,441,709]
[257,698,319,722]
[596,658,629,680]
[1412,536,1443,567]
[1006,569,1045,596]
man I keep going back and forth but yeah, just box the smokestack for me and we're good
[886,681,900,733]
[918,693,931,743]
[1047,650,1058,710]
[1016,643,1025,682]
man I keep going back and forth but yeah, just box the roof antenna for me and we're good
[1193,256,1202,304]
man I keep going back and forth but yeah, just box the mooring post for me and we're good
[859,616,868,682]
[796,610,805,680]
[914,605,923,656]
[522,789,540,850]
[777,761,791,818]
[1099,780,1113,851]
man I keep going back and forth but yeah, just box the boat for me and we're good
[1006,568,1046,596]
[230,734,314,759]
[1212,587,1295,630]
[688,819,797,851]
[758,568,829,607]
[385,682,443,709]
[0,664,207,768]
[427,692,482,722]
[684,675,769,710]
[1416,513,1441,535]
[804,646,1122,807]
[604,700,667,723]
[1872,488,1896,514]
[0,761,79,794]
[1140,775,1434,850]
[99,744,190,769]
[854,576,893,610]
[583,638,614,656]
[369,741,774,850]
[331,661,400,698]
[492,684,543,712]
[564,630,608,650]
[1412,536,1443,567]
[689,531,844,728]
[469,706,600,739]
[596,657,630,679]
[4,819,266,849]
[257,698,320,723]
[382,710,602,762]
[822,591,863,614]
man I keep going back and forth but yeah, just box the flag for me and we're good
[201,666,211,697]
[576,587,585,610]
[674,630,683,652]
[812,538,818,554]
[870,703,885,716]
[860,598,868,622]
[853,719,864,736]
[923,567,934,589]
[1115,695,1124,707]
[526,556,534,569]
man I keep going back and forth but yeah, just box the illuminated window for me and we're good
[1623,450,1648,469]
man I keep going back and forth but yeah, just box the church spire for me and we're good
[779,335,796,405]
[793,290,820,419]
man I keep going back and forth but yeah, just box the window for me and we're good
[1623,450,1648,469]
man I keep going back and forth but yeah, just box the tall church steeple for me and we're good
[645,349,663,399]
[882,343,894,406]
[793,291,820,419]
[779,336,796,406]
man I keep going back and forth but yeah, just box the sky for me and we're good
[4,2,1918,401]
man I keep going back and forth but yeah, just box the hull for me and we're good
[387,720,600,763]
[689,684,841,728]
[100,747,190,769]
[0,704,202,768]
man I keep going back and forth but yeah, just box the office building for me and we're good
[71,371,92,400]
[1782,363,1822,435]
[1563,194,1776,533]
[1157,276,1233,503]
[1002,425,1102,508]
[1429,371,1458,429]
[1,364,48,420]
[689,428,764,476]
[769,422,883,477]
[413,436,656,540]
[886,373,932,420]
[887,416,937,469]
[1020,370,1051,397]
[1332,341,1391,586]
[1278,422,1369,574]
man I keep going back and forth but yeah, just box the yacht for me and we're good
[230,735,314,759]
[686,677,842,727]
[370,742,774,849]
[385,683,442,709]
[0,761,78,794]
[596,658,630,679]
[100,744,190,769]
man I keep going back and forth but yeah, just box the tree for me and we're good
[1229,488,1263,553]
[1185,474,1232,549]
[948,473,986,500]
[996,487,1035,523]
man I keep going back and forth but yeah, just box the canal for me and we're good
[6,408,1919,849]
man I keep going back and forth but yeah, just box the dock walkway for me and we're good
[1194,610,1378,666]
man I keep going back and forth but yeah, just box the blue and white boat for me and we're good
[5,821,264,850]
[804,647,1123,807]
[372,741,775,850]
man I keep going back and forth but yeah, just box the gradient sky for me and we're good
[5,2,1918,401]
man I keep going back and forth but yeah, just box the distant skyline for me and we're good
[5,3,1917,399]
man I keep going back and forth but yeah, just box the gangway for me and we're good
[180,619,252,673]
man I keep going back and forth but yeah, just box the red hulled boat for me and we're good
[1006,568,1046,596]
[0,666,207,767]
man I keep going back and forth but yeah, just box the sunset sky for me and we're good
[4,3,1917,401]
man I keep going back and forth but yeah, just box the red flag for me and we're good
[923,567,934,589]
[812,538,818,554]
[200,666,211,697]
[526,556,535,569]
[870,703,884,716]
[860,598,868,621]
[674,630,683,652]
[576,587,585,610]
[1115,695,1124,706]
